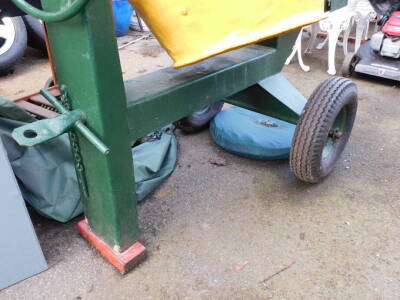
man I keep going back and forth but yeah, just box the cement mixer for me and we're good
[3,0,357,274]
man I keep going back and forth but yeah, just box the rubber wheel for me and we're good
[290,77,358,183]
[175,101,224,133]
[0,16,27,75]
[22,15,47,53]
[341,52,358,77]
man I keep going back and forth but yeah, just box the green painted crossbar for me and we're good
[125,32,298,141]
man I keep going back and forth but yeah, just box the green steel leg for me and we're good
[258,73,307,116]
[226,73,308,125]
[41,0,140,253]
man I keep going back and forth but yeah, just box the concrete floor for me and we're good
[0,33,399,299]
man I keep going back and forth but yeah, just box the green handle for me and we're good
[11,0,90,22]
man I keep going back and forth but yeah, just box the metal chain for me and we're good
[60,86,89,199]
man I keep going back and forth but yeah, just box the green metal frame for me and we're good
[125,33,305,141]
[11,0,333,262]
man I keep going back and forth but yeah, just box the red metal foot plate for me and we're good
[77,219,147,274]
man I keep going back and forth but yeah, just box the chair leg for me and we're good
[374,20,379,33]
[342,19,353,56]
[285,28,310,72]
[296,31,310,72]
[305,23,319,54]
[327,29,341,75]
[317,36,329,50]
[355,20,366,53]
[285,34,299,66]
[365,20,370,40]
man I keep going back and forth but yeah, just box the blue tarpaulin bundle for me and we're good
[210,107,295,160]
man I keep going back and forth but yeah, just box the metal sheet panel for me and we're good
[0,139,47,291]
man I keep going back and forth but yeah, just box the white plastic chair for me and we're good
[286,0,377,75]
[315,0,377,74]
[285,10,354,75]
[316,7,356,75]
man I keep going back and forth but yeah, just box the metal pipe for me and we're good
[75,121,110,155]
[40,89,110,155]
[40,88,67,113]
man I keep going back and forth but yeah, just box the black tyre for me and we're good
[175,101,224,133]
[341,52,358,77]
[22,15,47,53]
[44,76,55,89]
[0,16,27,75]
[290,77,358,183]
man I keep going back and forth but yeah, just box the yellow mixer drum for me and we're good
[130,0,325,68]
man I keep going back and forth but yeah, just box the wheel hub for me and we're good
[328,129,343,140]
[349,56,357,73]
[0,17,16,56]
[322,106,348,160]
